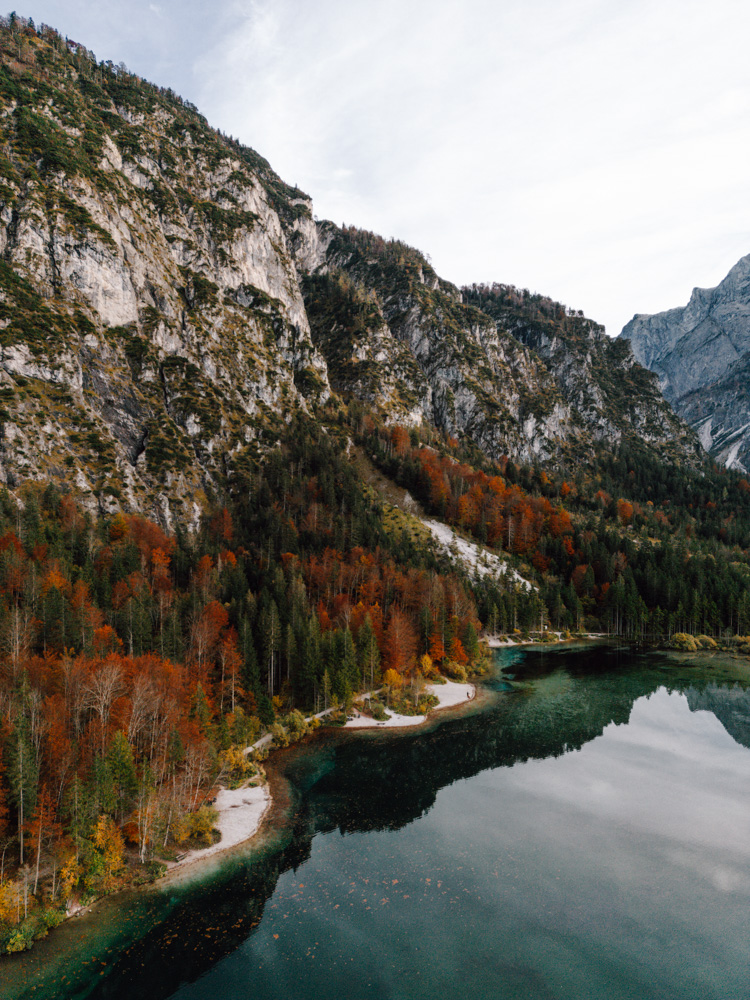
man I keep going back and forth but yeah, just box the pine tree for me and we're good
[357,615,380,693]
[106,731,137,823]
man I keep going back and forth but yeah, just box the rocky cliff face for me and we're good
[0,24,330,524]
[621,254,750,472]
[0,21,703,525]
[463,284,699,462]
[295,232,701,471]
[296,227,583,467]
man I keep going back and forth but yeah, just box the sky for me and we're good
[21,0,750,335]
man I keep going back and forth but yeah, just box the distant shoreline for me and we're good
[486,632,609,648]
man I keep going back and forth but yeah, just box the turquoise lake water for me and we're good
[5,643,750,999]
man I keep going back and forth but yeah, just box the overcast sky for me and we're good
[22,0,750,334]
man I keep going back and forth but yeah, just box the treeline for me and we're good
[462,282,583,323]
[0,418,486,952]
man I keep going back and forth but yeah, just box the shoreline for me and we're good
[20,640,614,949]
[161,636,749,878]
[163,781,273,877]
[165,678,479,874]
[54,671,487,929]
[485,632,608,648]
[344,679,476,729]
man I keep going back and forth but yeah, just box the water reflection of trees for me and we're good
[41,648,750,1000]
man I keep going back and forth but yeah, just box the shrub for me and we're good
[443,660,468,682]
[670,633,697,651]
[369,699,389,721]
[284,709,309,742]
[695,635,717,649]
[270,723,289,748]
[5,925,34,953]
[220,744,252,781]
[189,805,219,845]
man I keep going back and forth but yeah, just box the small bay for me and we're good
[5,643,750,1000]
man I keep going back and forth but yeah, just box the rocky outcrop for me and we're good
[295,232,701,470]
[620,254,750,471]
[464,284,700,464]
[0,27,329,525]
[295,228,583,465]
[0,22,704,525]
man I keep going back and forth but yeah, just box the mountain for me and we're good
[3,19,750,958]
[620,254,750,472]
[0,21,707,526]
[0,25,333,526]
[461,284,700,464]
[296,233,702,472]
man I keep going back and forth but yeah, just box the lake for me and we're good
[5,643,750,1000]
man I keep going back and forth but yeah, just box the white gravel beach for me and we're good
[345,679,475,729]
[167,782,271,870]
[168,680,475,872]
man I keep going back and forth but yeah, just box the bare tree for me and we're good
[84,660,124,754]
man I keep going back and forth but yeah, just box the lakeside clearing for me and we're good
[165,782,272,875]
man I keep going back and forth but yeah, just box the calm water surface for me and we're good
[5,644,750,1000]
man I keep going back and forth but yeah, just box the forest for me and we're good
[0,417,486,953]
[3,402,750,952]
[354,410,750,638]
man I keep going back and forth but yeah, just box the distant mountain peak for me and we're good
[620,253,750,472]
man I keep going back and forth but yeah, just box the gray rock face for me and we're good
[0,54,331,526]
[621,255,750,471]
[0,27,704,526]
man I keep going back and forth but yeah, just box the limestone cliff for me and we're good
[464,284,699,463]
[295,230,701,471]
[294,226,583,466]
[0,20,703,526]
[621,254,750,472]
[0,24,329,524]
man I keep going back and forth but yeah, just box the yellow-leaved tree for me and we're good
[92,815,124,890]
[383,668,403,706]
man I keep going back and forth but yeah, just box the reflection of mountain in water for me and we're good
[686,684,750,750]
[28,647,748,1000]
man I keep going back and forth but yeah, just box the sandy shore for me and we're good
[485,633,606,648]
[166,781,271,872]
[166,680,474,872]
[345,679,475,729]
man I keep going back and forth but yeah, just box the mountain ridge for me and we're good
[621,253,750,472]
[0,17,704,527]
